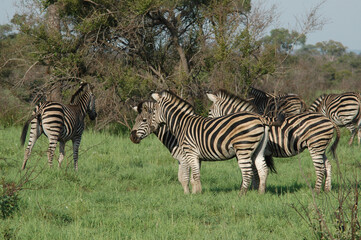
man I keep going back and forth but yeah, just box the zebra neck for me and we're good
[164,105,193,137]
[75,94,90,117]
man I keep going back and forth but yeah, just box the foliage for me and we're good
[316,40,347,58]
[0,180,20,219]
[262,28,306,53]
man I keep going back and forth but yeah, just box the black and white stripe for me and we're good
[309,92,361,145]
[207,89,257,118]
[130,101,192,194]
[150,90,276,195]
[20,83,97,170]
[249,87,307,117]
[207,90,340,193]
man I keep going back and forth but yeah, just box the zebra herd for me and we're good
[130,88,361,195]
[20,83,361,195]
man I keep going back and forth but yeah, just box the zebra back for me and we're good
[151,90,267,159]
[206,89,257,118]
[249,87,307,117]
[309,92,361,125]
[207,89,284,127]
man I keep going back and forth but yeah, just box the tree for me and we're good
[315,40,347,61]
[262,28,306,53]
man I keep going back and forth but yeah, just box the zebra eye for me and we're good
[142,118,147,123]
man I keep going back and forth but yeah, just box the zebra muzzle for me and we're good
[130,130,141,144]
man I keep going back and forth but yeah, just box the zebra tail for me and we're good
[261,125,277,174]
[20,114,38,146]
[265,155,277,174]
[329,123,341,160]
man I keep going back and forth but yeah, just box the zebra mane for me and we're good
[215,89,249,102]
[160,90,195,111]
[248,87,274,99]
[136,100,155,114]
[70,82,89,104]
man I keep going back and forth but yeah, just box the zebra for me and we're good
[130,100,279,194]
[207,90,340,193]
[248,87,307,117]
[309,92,361,145]
[150,90,281,195]
[130,101,192,194]
[20,82,97,170]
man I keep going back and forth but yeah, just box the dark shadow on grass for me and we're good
[206,181,306,195]
[266,182,305,195]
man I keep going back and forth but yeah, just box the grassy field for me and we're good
[1,126,360,239]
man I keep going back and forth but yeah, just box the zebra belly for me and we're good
[198,145,236,161]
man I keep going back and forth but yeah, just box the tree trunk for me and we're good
[47,3,61,36]
[46,3,62,101]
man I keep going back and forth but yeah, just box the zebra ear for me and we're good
[151,93,161,101]
[206,93,218,103]
[132,106,138,112]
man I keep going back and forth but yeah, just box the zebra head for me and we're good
[130,101,158,144]
[71,82,97,120]
[206,92,223,118]
[84,84,97,120]
[87,91,97,120]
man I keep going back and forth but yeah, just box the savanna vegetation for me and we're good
[1,0,361,239]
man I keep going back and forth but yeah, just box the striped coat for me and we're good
[309,92,361,145]
[21,83,97,170]
[207,90,340,193]
[151,90,279,195]
[130,101,191,194]
[249,87,307,117]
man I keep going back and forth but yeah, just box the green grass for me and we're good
[0,126,360,239]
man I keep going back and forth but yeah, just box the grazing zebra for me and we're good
[150,90,280,195]
[20,83,97,170]
[309,92,361,145]
[207,90,340,193]
[249,87,307,117]
[130,101,192,194]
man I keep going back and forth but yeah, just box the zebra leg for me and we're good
[252,128,269,194]
[235,150,253,196]
[58,141,65,168]
[173,148,190,194]
[254,155,268,194]
[251,163,260,190]
[22,118,43,170]
[178,161,190,194]
[47,136,59,168]
[190,161,200,191]
[186,154,202,194]
[72,137,81,171]
[346,124,357,145]
[324,157,332,192]
[310,151,326,194]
